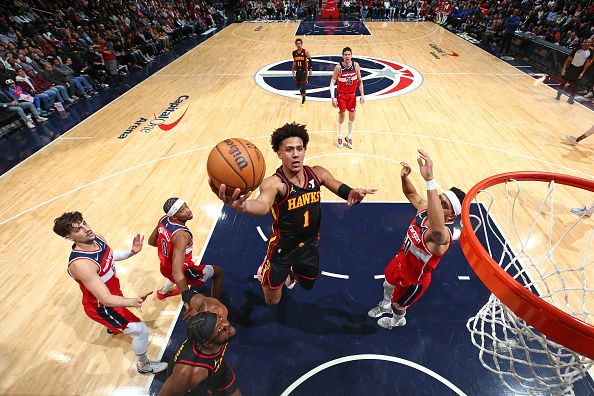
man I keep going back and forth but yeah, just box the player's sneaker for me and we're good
[285,272,297,289]
[570,207,593,217]
[156,285,180,300]
[565,134,578,144]
[346,137,353,149]
[137,361,168,374]
[257,262,264,282]
[368,301,392,318]
[377,316,406,329]
[337,138,343,148]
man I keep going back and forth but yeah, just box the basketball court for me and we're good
[0,21,592,395]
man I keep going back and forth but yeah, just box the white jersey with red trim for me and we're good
[398,209,454,283]
[337,62,359,95]
[67,235,123,308]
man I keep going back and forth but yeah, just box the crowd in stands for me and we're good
[0,0,226,129]
[235,0,319,21]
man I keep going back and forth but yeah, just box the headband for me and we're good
[442,190,462,216]
[166,198,185,217]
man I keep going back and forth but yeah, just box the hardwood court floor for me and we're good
[0,22,592,395]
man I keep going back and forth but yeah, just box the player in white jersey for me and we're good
[368,150,466,329]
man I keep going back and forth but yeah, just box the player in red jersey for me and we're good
[158,289,241,396]
[53,211,167,374]
[148,198,224,300]
[330,47,365,149]
[209,122,376,305]
[367,150,466,329]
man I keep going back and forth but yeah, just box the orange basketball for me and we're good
[207,138,266,196]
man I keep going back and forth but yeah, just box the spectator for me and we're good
[51,57,96,98]
[0,87,47,128]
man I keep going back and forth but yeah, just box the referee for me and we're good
[556,38,593,104]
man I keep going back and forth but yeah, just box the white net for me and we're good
[465,178,594,395]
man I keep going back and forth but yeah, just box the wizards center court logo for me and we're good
[255,55,422,101]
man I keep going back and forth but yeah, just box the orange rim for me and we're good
[460,171,594,359]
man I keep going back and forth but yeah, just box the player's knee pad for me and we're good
[124,321,148,337]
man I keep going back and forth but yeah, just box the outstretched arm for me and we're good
[400,161,427,211]
[312,165,376,206]
[416,149,450,245]
[209,175,282,216]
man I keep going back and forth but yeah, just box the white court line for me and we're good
[374,274,386,279]
[2,130,592,227]
[256,226,268,242]
[321,271,349,279]
[159,310,179,316]
[458,276,471,281]
[57,136,93,140]
[145,202,223,394]
[279,354,468,396]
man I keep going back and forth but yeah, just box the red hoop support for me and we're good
[460,171,594,360]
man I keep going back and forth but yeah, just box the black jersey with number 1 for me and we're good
[270,165,321,249]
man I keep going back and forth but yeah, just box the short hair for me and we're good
[187,312,217,346]
[295,38,303,44]
[270,122,309,152]
[163,197,179,214]
[342,47,352,55]
[53,211,83,237]
[449,187,466,207]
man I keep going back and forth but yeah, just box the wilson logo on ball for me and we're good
[223,139,249,171]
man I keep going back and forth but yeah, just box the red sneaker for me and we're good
[156,286,180,300]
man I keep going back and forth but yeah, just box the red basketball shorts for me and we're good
[384,254,432,309]
[337,93,356,113]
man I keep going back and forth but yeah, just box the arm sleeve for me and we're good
[330,79,336,99]
[112,249,134,261]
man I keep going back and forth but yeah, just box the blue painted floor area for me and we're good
[295,20,371,36]
[0,26,224,176]
[149,202,594,395]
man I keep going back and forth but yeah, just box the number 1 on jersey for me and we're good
[303,210,309,228]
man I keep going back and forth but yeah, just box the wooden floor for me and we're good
[0,22,592,395]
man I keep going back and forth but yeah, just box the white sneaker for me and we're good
[337,138,343,148]
[285,271,297,289]
[570,207,593,217]
[346,137,353,149]
[137,360,168,374]
[35,116,48,122]
[26,120,35,129]
[368,301,392,318]
[565,134,578,144]
[377,316,406,329]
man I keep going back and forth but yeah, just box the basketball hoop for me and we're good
[460,172,594,394]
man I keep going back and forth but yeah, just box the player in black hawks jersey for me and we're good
[292,38,312,106]
[210,122,376,305]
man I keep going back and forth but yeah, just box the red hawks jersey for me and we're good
[67,235,122,308]
[157,216,193,279]
[337,62,359,95]
[398,209,454,283]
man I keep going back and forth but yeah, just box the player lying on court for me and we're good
[53,211,168,374]
[368,150,466,329]
[210,122,376,305]
[148,198,224,300]
[158,289,241,396]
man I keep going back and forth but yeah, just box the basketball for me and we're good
[207,138,266,196]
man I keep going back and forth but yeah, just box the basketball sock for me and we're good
[577,134,586,142]
[347,121,354,138]
[160,279,175,293]
[382,281,395,306]
[136,352,150,366]
[337,122,343,139]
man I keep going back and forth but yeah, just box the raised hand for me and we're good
[131,291,153,311]
[131,234,144,254]
[400,161,412,178]
[416,149,434,181]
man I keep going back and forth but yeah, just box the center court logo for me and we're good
[118,95,189,139]
[254,55,423,101]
